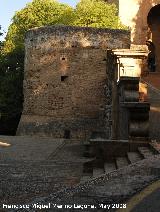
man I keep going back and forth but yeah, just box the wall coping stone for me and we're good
[25,25,130,39]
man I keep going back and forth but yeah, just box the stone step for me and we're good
[138,146,154,159]
[127,152,142,163]
[116,157,129,169]
[80,175,92,183]
[93,167,104,178]
[104,162,116,173]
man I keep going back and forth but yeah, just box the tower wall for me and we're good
[119,0,160,44]
[17,26,130,139]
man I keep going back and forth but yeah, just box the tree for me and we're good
[71,0,125,29]
[3,0,74,53]
[3,0,127,53]
[0,25,4,52]
[0,48,24,134]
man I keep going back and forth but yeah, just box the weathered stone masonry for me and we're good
[17,26,130,139]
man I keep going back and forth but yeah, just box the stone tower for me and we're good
[17,26,130,139]
[107,0,160,71]
[107,0,160,45]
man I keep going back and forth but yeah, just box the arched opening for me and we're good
[147,4,160,72]
[143,4,160,140]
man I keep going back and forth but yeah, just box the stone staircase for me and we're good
[80,141,160,183]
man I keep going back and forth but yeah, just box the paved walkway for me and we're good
[0,135,64,160]
[0,135,87,208]
[117,180,160,212]
[0,135,160,212]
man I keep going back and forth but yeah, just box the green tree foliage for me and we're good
[0,26,4,52]
[0,26,23,134]
[0,48,24,134]
[72,0,125,29]
[4,0,74,53]
[0,26,2,36]
[4,0,126,53]
[0,49,24,110]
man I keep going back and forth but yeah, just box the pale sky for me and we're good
[1,0,79,40]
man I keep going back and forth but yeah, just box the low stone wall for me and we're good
[18,115,105,139]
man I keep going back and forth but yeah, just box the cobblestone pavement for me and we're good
[0,136,160,212]
[0,136,89,211]
[0,135,65,161]
[9,155,160,212]
[43,155,160,212]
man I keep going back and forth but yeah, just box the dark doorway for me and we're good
[147,4,160,26]
[64,130,70,139]
[147,4,160,72]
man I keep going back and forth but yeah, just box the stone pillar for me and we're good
[118,77,150,140]
[106,49,150,141]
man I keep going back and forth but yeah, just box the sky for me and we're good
[0,0,78,40]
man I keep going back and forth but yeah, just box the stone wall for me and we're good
[17,26,130,139]
[142,73,160,140]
